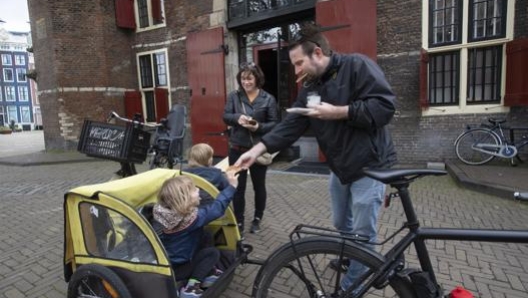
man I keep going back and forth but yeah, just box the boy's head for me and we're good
[188,143,214,167]
[158,176,200,215]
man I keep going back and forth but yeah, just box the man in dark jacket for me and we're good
[235,24,397,292]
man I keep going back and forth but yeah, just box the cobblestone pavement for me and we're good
[1,159,528,298]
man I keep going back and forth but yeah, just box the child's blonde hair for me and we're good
[158,176,198,215]
[188,143,214,167]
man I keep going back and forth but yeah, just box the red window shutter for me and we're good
[115,0,136,29]
[155,87,169,122]
[151,0,163,23]
[419,49,429,109]
[505,38,528,106]
[124,91,143,120]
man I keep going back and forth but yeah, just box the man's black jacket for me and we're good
[262,53,397,184]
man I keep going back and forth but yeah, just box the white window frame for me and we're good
[5,86,16,101]
[7,106,18,123]
[15,55,26,65]
[18,86,29,101]
[20,106,31,123]
[136,48,171,122]
[1,54,12,65]
[3,69,14,82]
[17,68,27,82]
[422,0,515,116]
[135,0,166,32]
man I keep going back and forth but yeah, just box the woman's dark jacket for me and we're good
[223,89,279,148]
[261,53,397,184]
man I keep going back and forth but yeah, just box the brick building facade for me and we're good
[27,0,528,164]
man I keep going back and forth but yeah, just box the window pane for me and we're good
[428,51,459,105]
[469,0,505,41]
[20,106,30,122]
[17,69,27,82]
[144,91,156,122]
[137,0,149,28]
[154,53,167,86]
[139,55,153,88]
[430,0,461,46]
[79,203,158,264]
[4,69,14,81]
[7,106,17,122]
[467,46,502,103]
[1,54,12,65]
[18,87,29,101]
[5,86,16,101]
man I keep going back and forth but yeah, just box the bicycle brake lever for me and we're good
[107,111,118,123]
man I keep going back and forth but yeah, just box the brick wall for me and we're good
[377,0,528,164]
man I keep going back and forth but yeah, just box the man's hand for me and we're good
[235,143,267,169]
[306,102,349,120]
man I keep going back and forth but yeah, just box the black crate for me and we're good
[78,120,151,163]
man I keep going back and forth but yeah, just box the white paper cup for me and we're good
[307,93,321,106]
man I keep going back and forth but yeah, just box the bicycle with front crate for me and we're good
[77,105,186,177]
[454,117,528,166]
[250,168,528,298]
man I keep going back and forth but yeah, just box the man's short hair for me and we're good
[289,23,332,56]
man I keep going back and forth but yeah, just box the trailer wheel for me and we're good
[67,264,132,298]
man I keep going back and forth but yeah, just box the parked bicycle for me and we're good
[77,104,186,177]
[251,168,528,298]
[454,118,528,166]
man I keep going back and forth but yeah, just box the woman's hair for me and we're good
[289,23,332,57]
[236,62,265,89]
[188,143,214,167]
[158,176,198,215]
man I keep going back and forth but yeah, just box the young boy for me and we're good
[185,143,231,205]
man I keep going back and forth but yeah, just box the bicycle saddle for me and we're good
[488,118,506,125]
[362,168,447,184]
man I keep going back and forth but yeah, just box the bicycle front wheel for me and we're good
[455,128,500,165]
[252,237,416,298]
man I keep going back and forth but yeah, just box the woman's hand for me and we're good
[238,115,252,125]
[241,119,259,132]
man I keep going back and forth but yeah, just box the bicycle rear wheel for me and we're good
[455,128,500,165]
[252,237,416,298]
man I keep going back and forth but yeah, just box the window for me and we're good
[17,69,27,82]
[467,45,502,103]
[424,0,512,114]
[429,51,460,105]
[18,86,29,101]
[20,106,31,123]
[79,202,157,264]
[1,54,12,65]
[429,0,462,47]
[137,50,169,122]
[15,55,26,65]
[136,0,165,29]
[469,0,507,42]
[5,86,15,101]
[7,106,17,122]
[3,69,14,82]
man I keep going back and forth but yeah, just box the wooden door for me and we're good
[186,27,228,156]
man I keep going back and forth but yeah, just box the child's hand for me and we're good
[225,170,239,188]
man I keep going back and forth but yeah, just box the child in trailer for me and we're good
[153,172,238,298]
[185,143,233,205]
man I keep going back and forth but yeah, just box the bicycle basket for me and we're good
[78,120,151,163]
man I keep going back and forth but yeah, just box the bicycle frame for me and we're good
[379,182,528,291]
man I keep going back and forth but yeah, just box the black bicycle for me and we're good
[251,168,528,298]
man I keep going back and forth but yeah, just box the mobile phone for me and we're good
[248,119,257,125]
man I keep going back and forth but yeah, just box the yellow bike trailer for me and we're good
[63,168,249,298]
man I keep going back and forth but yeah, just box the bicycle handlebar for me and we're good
[107,111,159,128]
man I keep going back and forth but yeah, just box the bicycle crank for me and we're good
[472,144,518,158]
